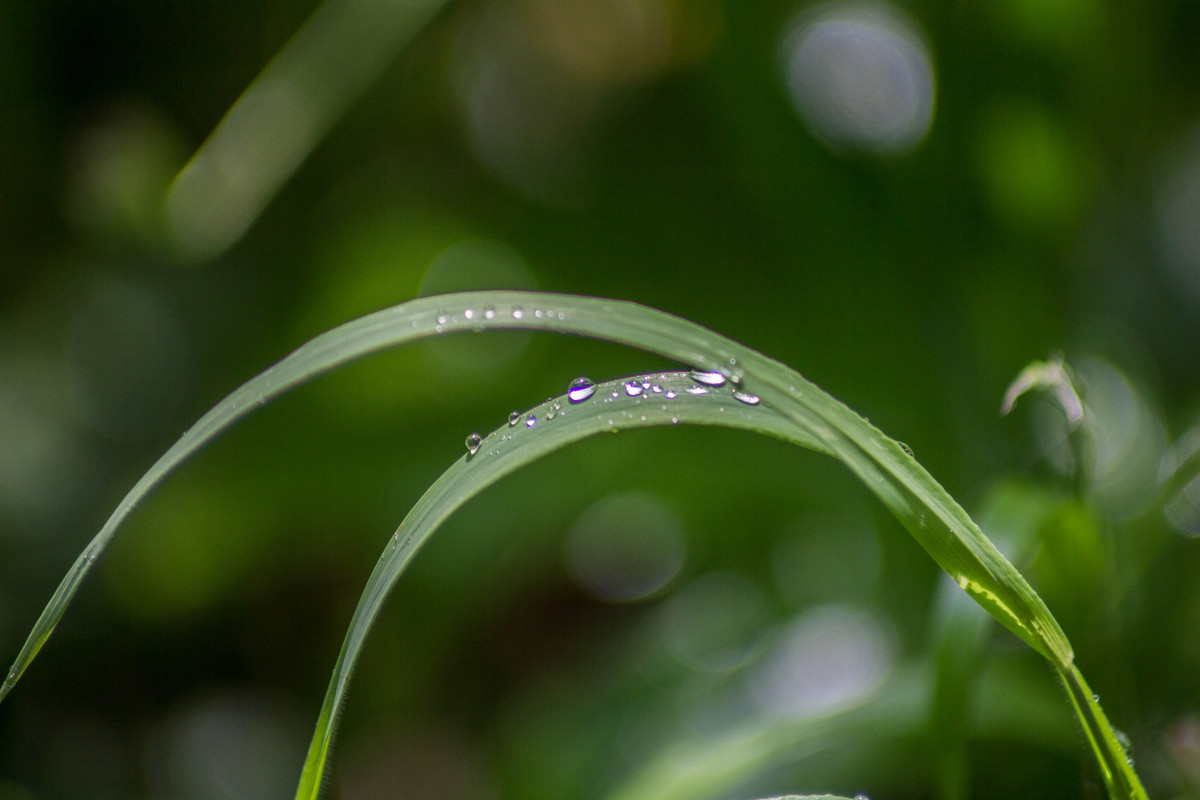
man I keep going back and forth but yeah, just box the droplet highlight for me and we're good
[465,433,484,455]
[690,369,727,387]
[732,389,761,406]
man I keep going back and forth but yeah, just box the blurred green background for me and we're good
[3,0,1200,798]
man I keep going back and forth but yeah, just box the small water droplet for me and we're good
[546,406,557,420]
[484,304,497,320]
[508,411,521,427]
[568,377,597,402]
[512,307,524,320]
[670,416,679,424]
[664,390,677,399]
[465,433,483,455]
[685,385,708,395]
[624,381,644,397]
[526,415,537,427]
[1093,693,1100,703]
[534,308,544,318]
[732,389,760,406]
[898,441,915,458]
[437,313,450,326]
[464,308,475,321]
[690,369,727,387]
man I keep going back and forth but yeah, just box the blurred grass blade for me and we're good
[164,0,449,261]
[604,658,1077,800]
[295,371,829,798]
[1,291,1145,799]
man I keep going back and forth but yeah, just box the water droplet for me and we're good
[546,406,558,420]
[685,385,708,395]
[665,390,677,399]
[898,441,915,458]
[511,307,524,320]
[465,433,483,455]
[526,415,537,427]
[624,381,644,397]
[508,411,521,427]
[651,384,664,393]
[484,304,497,320]
[568,377,597,402]
[1093,693,1100,703]
[690,369,727,387]
[732,389,761,406]
[463,308,476,321]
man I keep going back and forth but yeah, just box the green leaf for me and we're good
[0,292,1146,800]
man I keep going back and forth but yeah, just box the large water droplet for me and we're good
[568,377,597,402]
[511,307,524,320]
[508,411,521,427]
[732,389,761,406]
[465,433,484,455]
[624,381,644,397]
[526,415,537,428]
[690,369,727,387]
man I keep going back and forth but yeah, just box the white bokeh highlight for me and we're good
[781,2,935,156]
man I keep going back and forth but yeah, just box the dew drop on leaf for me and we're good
[568,377,597,402]
[465,433,484,455]
[689,369,727,387]
[732,389,761,406]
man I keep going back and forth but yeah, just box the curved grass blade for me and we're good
[2,292,1145,799]
[295,370,829,797]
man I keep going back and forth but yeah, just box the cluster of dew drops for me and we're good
[464,368,761,455]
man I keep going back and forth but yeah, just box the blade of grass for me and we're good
[2,291,1146,799]
[294,370,830,798]
[603,656,1078,800]
[164,0,451,261]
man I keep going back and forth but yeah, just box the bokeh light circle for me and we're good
[781,1,935,156]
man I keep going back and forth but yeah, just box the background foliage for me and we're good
[2,1,1200,798]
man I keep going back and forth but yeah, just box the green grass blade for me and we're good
[294,370,829,798]
[1062,665,1146,800]
[165,0,451,260]
[603,657,1078,800]
[3,291,1145,799]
